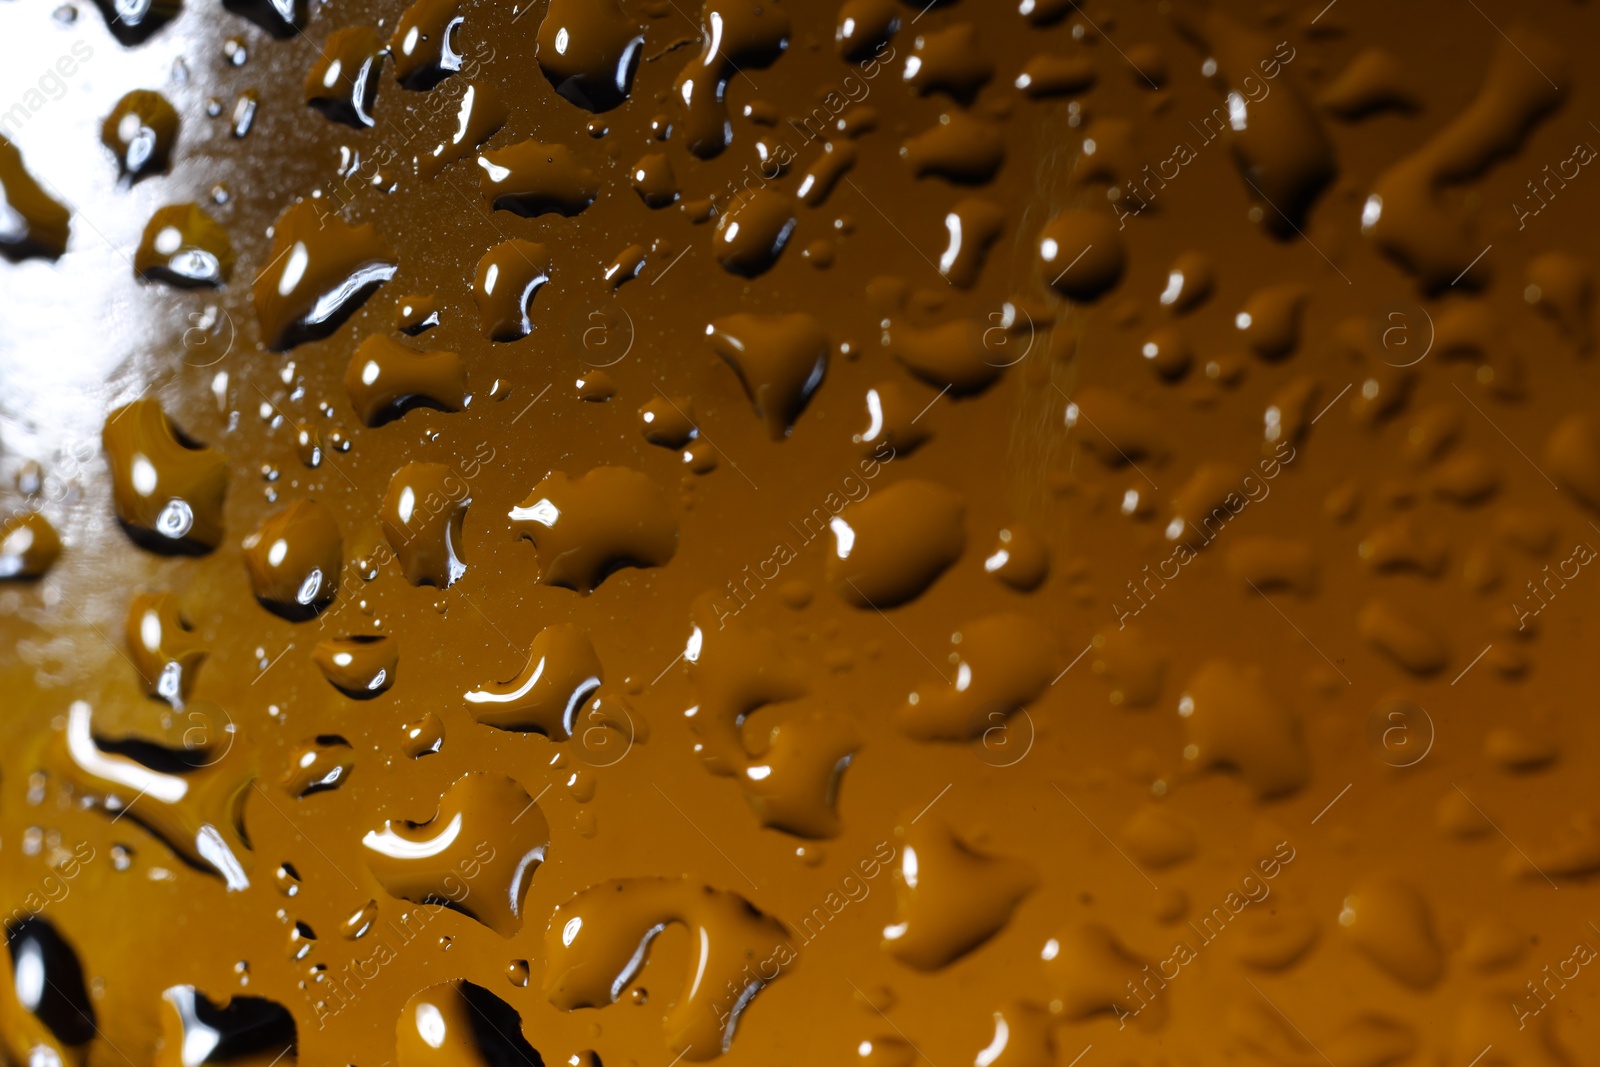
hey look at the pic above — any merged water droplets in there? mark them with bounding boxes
[1320,48,1421,119]
[903,23,992,101]
[683,595,809,772]
[478,141,597,217]
[103,399,229,553]
[639,395,698,448]
[1178,660,1310,799]
[1168,5,1333,236]
[1043,921,1162,1028]
[1361,27,1566,289]
[795,139,856,207]
[305,27,384,128]
[740,700,860,838]
[897,614,1054,743]
[125,592,207,703]
[51,700,255,890]
[1015,51,1096,98]
[1339,876,1444,989]
[344,334,467,426]
[672,0,792,158]
[543,877,793,1059]
[937,197,1004,289]
[508,467,677,593]
[1357,598,1450,676]
[473,238,551,342]
[253,200,397,350]
[882,816,1036,971]
[902,110,1004,184]
[464,622,602,736]
[1067,386,1166,467]
[880,294,1020,398]
[362,772,547,938]
[397,981,540,1066]
[382,462,470,587]
[14,0,1600,1057]
[421,82,508,178]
